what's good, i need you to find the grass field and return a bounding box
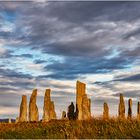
[0,118,140,139]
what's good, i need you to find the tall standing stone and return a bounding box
[128,98,132,119]
[29,89,39,122]
[42,89,56,122]
[19,95,27,122]
[137,102,140,120]
[118,94,125,119]
[103,102,109,120]
[76,81,91,120]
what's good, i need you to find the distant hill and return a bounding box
[0,119,15,123]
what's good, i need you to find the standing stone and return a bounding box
[19,95,27,122]
[74,104,79,120]
[118,94,125,119]
[50,101,56,119]
[67,102,75,120]
[137,102,140,120]
[29,89,39,122]
[15,117,19,123]
[8,118,11,123]
[76,81,91,120]
[128,98,132,119]
[103,102,109,120]
[62,111,66,119]
[42,89,56,122]
[82,95,91,120]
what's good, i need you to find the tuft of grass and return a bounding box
[0,118,140,139]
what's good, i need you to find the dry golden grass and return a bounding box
[0,118,140,139]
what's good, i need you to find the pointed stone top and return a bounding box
[128,98,132,104]
[45,89,51,97]
[33,89,37,92]
[77,80,85,85]
[22,95,27,99]
[138,101,140,105]
[46,88,51,91]
[120,93,124,97]
[104,102,108,105]
[120,93,124,100]
[32,89,37,96]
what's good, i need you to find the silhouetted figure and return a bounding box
[128,98,132,119]
[67,102,75,120]
[137,102,140,120]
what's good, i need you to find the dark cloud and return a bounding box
[0,93,21,107]
[0,48,33,59]
[0,68,33,79]
[0,80,34,90]
[41,2,140,23]
[123,28,140,40]
[20,54,33,58]
[34,59,46,64]
[113,90,140,98]
[8,1,139,81]
[1,1,140,68]
[0,49,13,58]
[114,74,140,82]
[42,55,132,80]
[120,46,140,60]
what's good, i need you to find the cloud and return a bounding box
[114,74,140,82]
[0,68,33,79]
[0,47,7,55]
[34,59,46,64]
[123,28,140,40]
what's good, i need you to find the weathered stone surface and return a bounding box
[137,102,140,120]
[19,95,27,122]
[82,95,91,120]
[15,117,19,123]
[29,89,39,122]
[103,102,109,120]
[8,118,11,123]
[50,101,56,119]
[76,81,91,120]
[42,89,56,121]
[67,102,75,120]
[128,98,132,119]
[62,111,66,119]
[118,94,125,119]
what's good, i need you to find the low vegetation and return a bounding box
[0,118,140,139]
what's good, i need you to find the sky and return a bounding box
[0,1,140,119]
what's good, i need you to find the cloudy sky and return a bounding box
[0,1,140,119]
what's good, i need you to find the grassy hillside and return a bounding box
[0,118,140,139]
